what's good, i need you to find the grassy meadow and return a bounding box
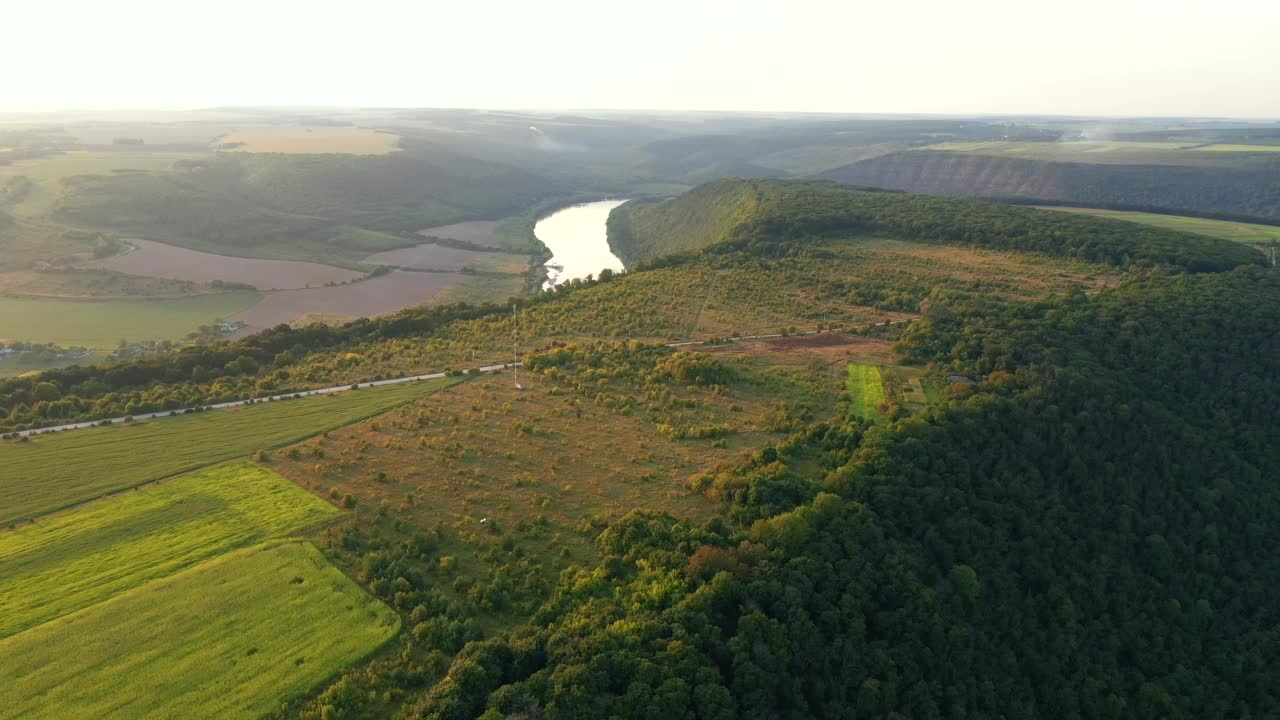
[0,292,262,347]
[846,363,887,422]
[0,540,398,720]
[0,462,338,638]
[1035,207,1280,246]
[0,377,459,524]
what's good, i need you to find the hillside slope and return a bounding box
[608,179,1263,272]
[818,151,1280,222]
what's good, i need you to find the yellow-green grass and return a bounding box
[0,292,262,347]
[218,126,400,155]
[0,151,202,217]
[0,539,399,720]
[1196,144,1280,153]
[846,363,886,422]
[1035,207,1280,246]
[0,462,337,638]
[0,377,460,524]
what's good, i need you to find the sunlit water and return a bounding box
[534,200,628,289]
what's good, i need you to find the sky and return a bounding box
[9,0,1279,118]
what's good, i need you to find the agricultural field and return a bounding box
[217,126,400,155]
[0,539,398,720]
[365,242,523,272]
[845,363,886,422]
[0,268,203,299]
[0,462,338,637]
[86,238,365,290]
[915,140,1280,167]
[1034,207,1280,247]
[230,270,465,333]
[0,377,459,524]
[0,291,262,347]
[0,150,203,217]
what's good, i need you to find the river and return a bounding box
[534,199,628,289]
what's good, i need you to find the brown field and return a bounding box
[365,243,508,272]
[230,270,463,332]
[417,221,503,246]
[216,127,400,155]
[272,357,811,573]
[85,239,364,290]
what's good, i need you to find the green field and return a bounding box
[0,462,337,638]
[0,539,398,720]
[0,151,203,217]
[846,363,887,423]
[0,377,459,524]
[1036,207,1280,246]
[0,292,262,347]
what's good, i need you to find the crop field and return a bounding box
[0,150,202,217]
[230,270,463,333]
[365,242,523,272]
[416,220,504,246]
[217,126,400,155]
[846,363,886,422]
[1035,207,1280,246]
[0,291,262,347]
[0,462,338,637]
[0,268,202,299]
[87,238,364,290]
[918,140,1253,167]
[1197,144,1280,152]
[0,377,459,524]
[0,539,398,720]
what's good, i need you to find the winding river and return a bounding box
[534,200,628,289]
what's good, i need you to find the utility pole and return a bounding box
[512,304,523,390]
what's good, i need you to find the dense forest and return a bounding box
[608,179,1262,271]
[818,151,1280,223]
[405,266,1280,719]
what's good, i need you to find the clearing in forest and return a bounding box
[0,377,459,524]
[846,363,887,422]
[0,540,398,720]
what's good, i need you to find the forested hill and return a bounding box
[409,266,1280,719]
[608,180,1263,272]
[818,151,1280,222]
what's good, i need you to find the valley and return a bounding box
[3,108,1279,719]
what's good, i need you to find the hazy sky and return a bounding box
[10,0,1279,118]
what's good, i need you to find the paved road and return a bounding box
[10,319,919,440]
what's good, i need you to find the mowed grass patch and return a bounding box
[0,292,262,347]
[0,377,459,524]
[1035,207,1280,246]
[846,363,887,423]
[0,462,338,638]
[0,539,398,720]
